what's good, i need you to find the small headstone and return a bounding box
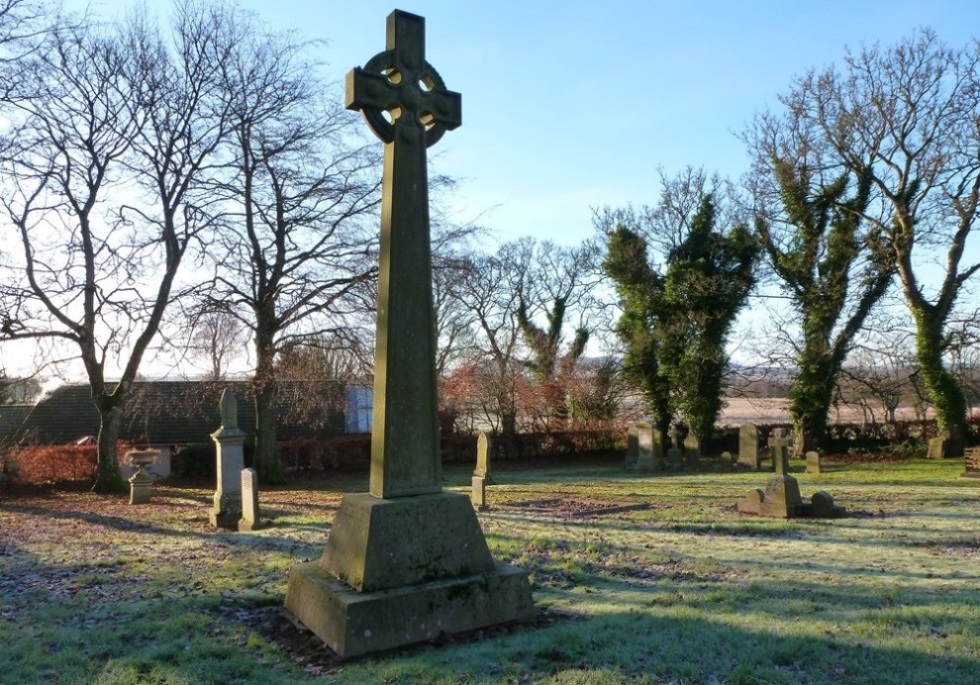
[927,428,963,459]
[471,476,487,511]
[768,428,791,475]
[721,450,734,469]
[634,422,657,472]
[736,488,764,515]
[665,427,683,471]
[683,433,701,470]
[738,423,760,470]
[809,490,845,518]
[625,424,639,469]
[474,431,492,482]
[239,468,262,532]
[805,450,822,474]
[963,446,980,478]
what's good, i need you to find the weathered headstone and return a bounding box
[474,430,492,482]
[471,475,487,511]
[238,468,262,532]
[738,423,760,470]
[683,433,701,470]
[625,424,639,469]
[768,428,791,475]
[963,446,980,478]
[805,450,822,474]
[634,421,657,472]
[665,426,683,470]
[209,389,247,529]
[285,12,533,658]
[737,476,846,518]
[927,428,964,459]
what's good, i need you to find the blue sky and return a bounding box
[72,0,980,246]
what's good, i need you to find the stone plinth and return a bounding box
[128,469,153,504]
[472,475,487,511]
[286,491,533,657]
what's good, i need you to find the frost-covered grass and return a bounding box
[1,458,978,684]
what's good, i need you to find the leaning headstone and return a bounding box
[683,433,701,470]
[209,389,247,529]
[738,423,760,470]
[805,450,822,474]
[759,474,803,518]
[634,422,657,472]
[285,12,533,658]
[238,468,262,532]
[963,446,980,478]
[736,488,764,515]
[768,428,791,475]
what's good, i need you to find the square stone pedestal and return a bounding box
[285,491,534,658]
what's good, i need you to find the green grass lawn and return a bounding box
[1,458,978,684]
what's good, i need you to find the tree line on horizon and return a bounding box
[0,1,979,491]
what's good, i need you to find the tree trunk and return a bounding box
[788,352,836,457]
[92,404,125,493]
[252,324,284,484]
[912,307,967,452]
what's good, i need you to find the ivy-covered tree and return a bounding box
[660,195,757,440]
[601,171,757,442]
[746,151,894,453]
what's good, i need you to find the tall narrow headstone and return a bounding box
[738,423,760,470]
[634,421,656,472]
[285,11,533,658]
[210,389,247,529]
[474,431,492,481]
[666,426,683,470]
[239,468,261,532]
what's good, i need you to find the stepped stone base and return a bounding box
[284,490,534,657]
[286,559,533,658]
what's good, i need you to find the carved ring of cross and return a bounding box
[354,49,457,148]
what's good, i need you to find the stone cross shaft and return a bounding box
[347,10,461,499]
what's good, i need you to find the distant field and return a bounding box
[718,397,934,425]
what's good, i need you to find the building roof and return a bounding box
[15,380,346,446]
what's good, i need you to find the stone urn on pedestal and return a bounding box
[126,449,159,504]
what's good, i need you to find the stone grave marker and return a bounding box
[963,446,980,478]
[634,421,658,472]
[238,468,262,532]
[126,449,158,505]
[625,424,639,469]
[665,426,683,470]
[738,423,760,470]
[805,450,822,474]
[209,389,247,529]
[737,474,845,519]
[285,11,533,658]
[683,433,701,470]
[768,428,791,475]
[927,427,964,459]
[472,431,491,510]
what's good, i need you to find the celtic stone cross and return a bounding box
[347,10,461,499]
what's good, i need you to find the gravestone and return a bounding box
[963,446,980,478]
[738,423,760,470]
[239,468,262,532]
[665,426,683,470]
[927,428,964,459]
[634,421,658,472]
[737,475,846,518]
[768,428,791,475]
[625,424,639,469]
[472,431,491,510]
[209,389,247,529]
[683,433,701,470]
[805,450,822,474]
[285,11,533,658]
[474,430,492,482]
[126,449,158,504]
